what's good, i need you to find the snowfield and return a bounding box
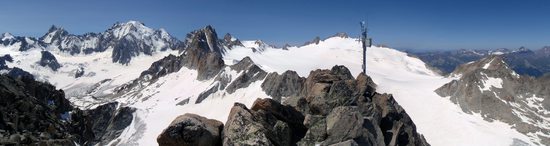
[1,34,539,145]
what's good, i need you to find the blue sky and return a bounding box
[1,0,549,50]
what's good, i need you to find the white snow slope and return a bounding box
[0,45,178,108]
[223,36,536,146]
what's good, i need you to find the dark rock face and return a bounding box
[6,67,35,80]
[139,54,186,83]
[182,25,225,80]
[0,74,134,145]
[261,70,305,102]
[0,54,13,70]
[196,84,221,104]
[157,113,223,146]
[0,74,77,145]
[39,51,62,71]
[83,102,136,145]
[226,57,267,94]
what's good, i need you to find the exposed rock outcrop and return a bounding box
[0,54,13,70]
[223,99,306,146]
[181,25,225,80]
[226,57,267,94]
[223,33,243,49]
[81,102,136,145]
[261,70,305,102]
[303,36,321,46]
[39,51,61,71]
[157,113,223,146]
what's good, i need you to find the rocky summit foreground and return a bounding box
[158,65,430,146]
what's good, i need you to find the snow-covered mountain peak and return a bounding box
[109,20,155,39]
[157,28,172,40]
[1,32,14,41]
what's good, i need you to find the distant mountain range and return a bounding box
[409,47,550,77]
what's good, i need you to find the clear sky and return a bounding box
[1,0,549,50]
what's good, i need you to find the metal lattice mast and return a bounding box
[360,21,371,74]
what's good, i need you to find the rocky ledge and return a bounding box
[158,65,430,146]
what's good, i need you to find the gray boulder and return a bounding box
[261,70,305,102]
[223,98,307,146]
[157,113,223,146]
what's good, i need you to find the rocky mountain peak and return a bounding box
[450,55,516,78]
[185,25,224,55]
[436,55,550,143]
[108,20,155,39]
[40,25,69,44]
[229,56,254,71]
[223,33,233,42]
[222,33,243,49]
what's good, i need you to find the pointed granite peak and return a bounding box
[185,25,223,55]
[41,25,69,43]
[47,25,66,33]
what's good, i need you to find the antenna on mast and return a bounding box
[360,21,372,74]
